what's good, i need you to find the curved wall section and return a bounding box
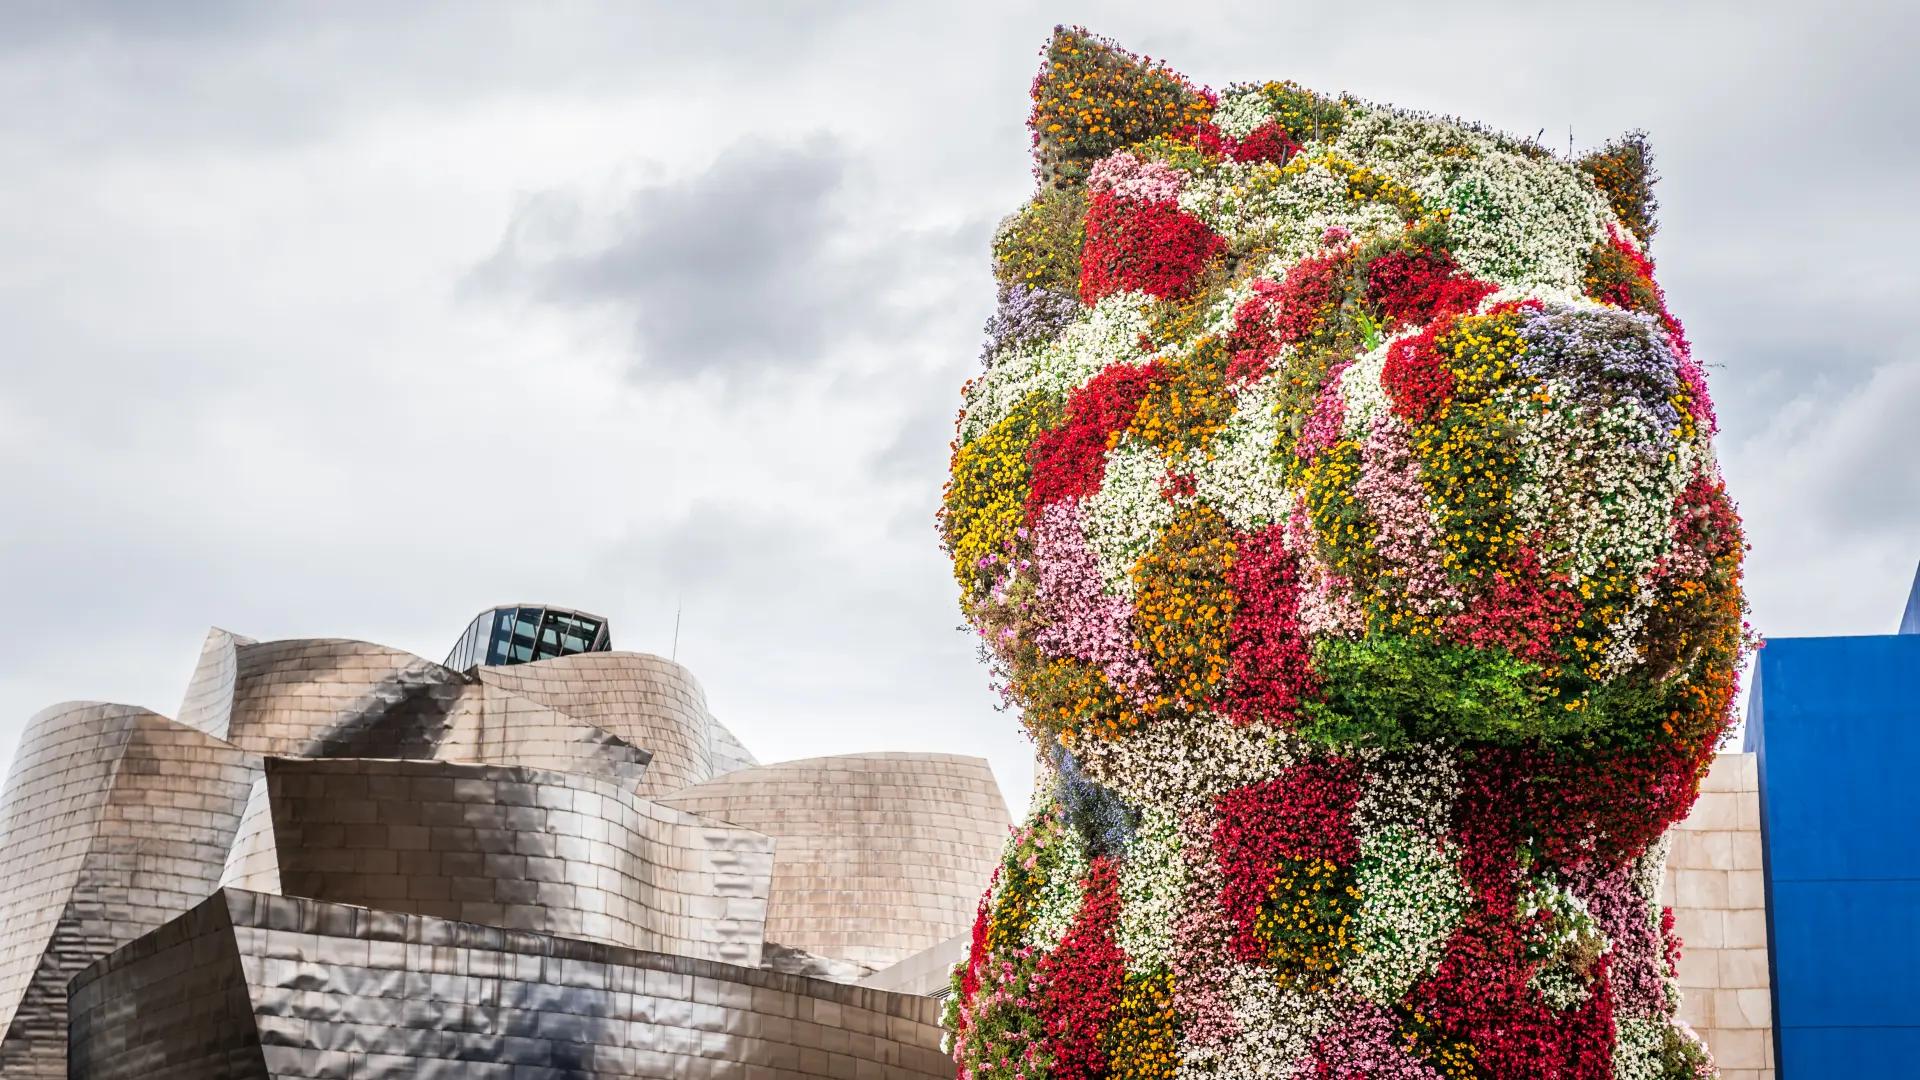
[440,681,655,788]
[222,638,470,760]
[174,628,254,740]
[0,704,255,1078]
[253,757,773,964]
[663,752,1011,969]
[476,651,718,796]
[217,778,280,895]
[709,715,759,778]
[71,889,952,1080]
[0,704,139,1042]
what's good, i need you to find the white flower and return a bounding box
[1193,373,1291,530]
[1213,88,1275,138]
[1027,821,1089,952]
[1347,825,1469,1004]
[1508,385,1689,589]
[1081,436,1177,600]
[1178,158,1404,271]
[960,291,1154,442]
[1338,338,1395,439]
[1117,806,1185,973]
[1068,711,1308,811]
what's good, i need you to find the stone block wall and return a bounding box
[1662,751,1773,1079]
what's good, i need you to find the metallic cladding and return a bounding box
[0,704,257,1077]
[0,622,1012,1075]
[70,889,953,1080]
[663,752,1010,970]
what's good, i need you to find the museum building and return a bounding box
[0,606,1008,1079]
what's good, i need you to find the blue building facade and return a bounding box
[1746,568,1920,1075]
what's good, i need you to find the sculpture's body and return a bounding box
[939,29,1748,1080]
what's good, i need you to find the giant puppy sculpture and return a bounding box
[939,27,1748,1080]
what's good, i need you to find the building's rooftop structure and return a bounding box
[442,602,612,670]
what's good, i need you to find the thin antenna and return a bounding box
[671,599,682,662]
[1569,125,1574,158]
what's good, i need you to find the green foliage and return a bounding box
[993,188,1087,294]
[1301,635,1549,748]
[1257,80,1348,144]
[1300,633,1690,750]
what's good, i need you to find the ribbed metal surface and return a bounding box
[226,756,773,965]
[70,890,953,1080]
[476,652,724,797]
[182,636,656,787]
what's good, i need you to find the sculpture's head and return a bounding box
[940,27,1748,805]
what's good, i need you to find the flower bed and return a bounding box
[943,26,1745,1080]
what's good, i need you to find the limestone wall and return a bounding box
[1662,751,1773,1080]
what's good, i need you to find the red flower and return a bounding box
[1174,120,1300,165]
[1212,761,1360,960]
[1444,545,1581,665]
[1224,524,1317,726]
[1364,247,1495,328]
[1381,319,1457,422]
[1228,121,1301,165]
[1081,193,1225,303]
[1037,856,1126,1080]
[1224,249,1349,381]
[1407,908,1619,1080]
[1027,361,1165,514]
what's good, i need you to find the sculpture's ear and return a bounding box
[1029,26,1213,189]
[1579,131,1659,246]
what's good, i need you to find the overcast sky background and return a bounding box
[2,2,1915,811]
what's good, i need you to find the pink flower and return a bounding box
[1031,501,1162,701]
[1086,150,1187,203]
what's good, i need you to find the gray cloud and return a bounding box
[471,138,873,381]
[469,139,994,386]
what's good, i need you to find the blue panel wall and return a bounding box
[1747,633,1920,1076]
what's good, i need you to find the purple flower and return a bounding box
[983,284,1080,365]
[1517,304,1682,434]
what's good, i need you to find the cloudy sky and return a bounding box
[2,1,1915,809]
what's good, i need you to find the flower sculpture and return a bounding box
[939,27,1750,1080]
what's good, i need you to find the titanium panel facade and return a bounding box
[70,889,953,1080]
[476,652,725,797]
[213,637,473,760]
[224,756,773,965]
[176,627,255,741]
[663,752,1010,969]
[186,635,656,787]
[1748,631,1920,1075]
[0,703,256,1078]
